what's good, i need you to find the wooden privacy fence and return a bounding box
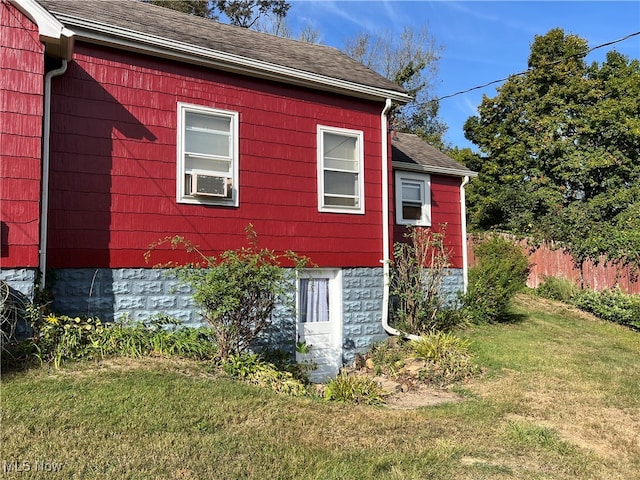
[467,235,640,294]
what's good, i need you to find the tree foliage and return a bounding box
[145,0,291,29]
[463,28,640,269]
[343,26,447,147]
[215,0,290,28]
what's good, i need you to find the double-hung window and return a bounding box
[317,126,364,213]
[177,103,239,206]
[395,171,431,226]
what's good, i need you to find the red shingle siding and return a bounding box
[0,2,44,266]
[393,174,464,269]
[47,44,387,268]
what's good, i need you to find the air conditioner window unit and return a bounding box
[189,171,229,197]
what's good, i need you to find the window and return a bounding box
[395,171,431,226]
[317,126,364,213]
[177,103,239,206]
[298,277,330,323]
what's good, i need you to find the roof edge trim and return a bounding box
[12,0,74,59]
[392,160,477,178]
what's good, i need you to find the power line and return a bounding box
[433,30,640,103]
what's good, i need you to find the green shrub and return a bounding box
[573,288,640,329]
[35,314,106,368]
[390,226,464,334]
[324,372,387,405]
[33,314,218,368]
[222,353,308,397]
[536,276,578,303]
[146,225,312,358]
[463,235,530,322]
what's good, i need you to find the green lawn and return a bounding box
[1,295,639,479]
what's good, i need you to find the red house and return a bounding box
[1,0,474,379]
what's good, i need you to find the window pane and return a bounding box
[324,133,356,161]
[402,181,422,202]
[324,157,358,172]
[324,171,357,196]
[185,155,231,174]
[187,112,230,132]
[299,278,329,323]
[403,203,422,220]
[185,112,230,157]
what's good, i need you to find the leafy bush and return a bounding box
[33,314,217,368]
[536,276,578,303]
[463,235,530,322]
[222,353,308,397]
[146,225,312,358]
[573,288,640,329]
[390,226,463,334]
[409,332,480,384]
[324,372,387,405]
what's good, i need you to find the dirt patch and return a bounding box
[385,382,464,409]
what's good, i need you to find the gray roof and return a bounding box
[392,132,476,177]
[36,0,408,101]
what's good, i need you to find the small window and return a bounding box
[177,103,239,206]
[298,278,330,323]
[395,172,431,226]
[317,126,364,213]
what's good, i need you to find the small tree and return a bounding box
[146,225,311,358]
[390,226,454,334]
[463,235,530,323]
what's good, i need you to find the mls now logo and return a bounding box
[3,460,64,473]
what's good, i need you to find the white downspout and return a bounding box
[380,99,397,336]
[380,100,420,341]
[460,175,470,293]
[39,60,68,290]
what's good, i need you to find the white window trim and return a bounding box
[317,125,365,214]
[296,269,342,328]
[395,171,431,226]
[176,102,239,207]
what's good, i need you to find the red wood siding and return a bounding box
[393,174,465,268]
[0,2,44,267]
[47,43,388,268]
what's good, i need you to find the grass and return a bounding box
[1,294,639,479]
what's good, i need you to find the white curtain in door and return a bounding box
[299,278,329,323]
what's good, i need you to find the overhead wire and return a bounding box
[430,30,640,103]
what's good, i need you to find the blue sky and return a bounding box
[284,1,640,150]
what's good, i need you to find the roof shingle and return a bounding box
[37,0,407,98]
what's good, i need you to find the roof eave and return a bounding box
[392,160,477,178]
[11,0,75,60]
[56,14,412,104]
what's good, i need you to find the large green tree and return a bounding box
[463,28,640,269]
[343,26,446,148]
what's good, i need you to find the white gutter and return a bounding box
[39,60,68,290]
[380,100,420,341]
[391,160,477,179]
[460,176,471,293]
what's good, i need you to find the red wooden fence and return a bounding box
[467,235,640,294]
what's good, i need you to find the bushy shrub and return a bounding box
[324,372,387,405]
[390,226,464,334]
[463,235,530,322]
[536,276,578,303]
[146,225,312,358]
[573,288,640,329]
[222,353,308,397]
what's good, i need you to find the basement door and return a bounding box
[296,270,342,383]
